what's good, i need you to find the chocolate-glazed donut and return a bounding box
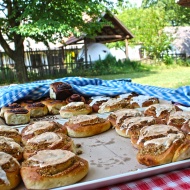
[50,82,73,100]
[66,94,86,104]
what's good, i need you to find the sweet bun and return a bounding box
[117,92,138,101]
[0,152,21,190]
[136,124,185,166]
[116,116,156,139]
[144,103,179,124]
[59,102,92,119]
[41,98,67,115]
[0,125,21,144]
[98,98,129,114]
[24,102,48,118]
[21,121,67,145]
[0,136,23,161]
[23,132,76,159]
[181,119,190,134]
[89,96,110,113]
[108,108,143,128]
[20,99,35,108]
[3,108,30,126]
[64,114,111,137]
[50,82,73,100]
[0,103,21,118]
[21,149,89,189]
[167,111,190,129]
[66,94,86,104]
[130,95,159,109]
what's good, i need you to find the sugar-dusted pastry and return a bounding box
[50,82,73,100]
[108,108,143,128]
[0,136,23,161]
[0,152,21,190]
[167,110,190,129]
[41,98,67,115]
[144,103,180,124]
[24,102,48,118]
[0,103,21,118]
[64,114,111,137]
[98,98,129,114]
[66,94,86,104]
[136,124,185,166]
[21,149,89,189]
[130,95,159,109]
[116,116,156,139]
[21,121,67,145]
[4,108,30,126]
[0,125,21,144]
[59,102,92,118]
[89,96,110,113]
[23,132,76,159]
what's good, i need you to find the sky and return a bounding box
[129,0,143,7]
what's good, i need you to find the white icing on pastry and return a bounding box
[89,96,110,106]
[130,95,157,107]
[60,102,84,110]
[0,137,22,151]
[0,125,19,132]
[69,114,98,124]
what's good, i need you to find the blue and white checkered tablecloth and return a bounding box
[0,77,190,108]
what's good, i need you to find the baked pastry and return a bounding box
[181,119,190,135]
[130,95,159,109]
[20,99,35,108]
[59,102,92,118]
[117,92,138,101]
[144,103,180,124]
[21,149,89,189]
[50,82,73,100]
[66,94,86,104]
[0,103,21,118]
[41,98,67,115]
[116,116,156,139]
[136,124,185,166]
[167,111,190,129]
[3,108,30,126]
[64,114,111,137]
[108,108,143,128]
[0,125,21,144]
[23,132,76,159]
[0,152,21,190]
[98,98,129,114]
[24,102,48,118]
[0,136,23,161]
[21,121,67,145]
[89,96,110,112]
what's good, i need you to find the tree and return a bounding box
[0,0,126,83]
[115,6,172,60]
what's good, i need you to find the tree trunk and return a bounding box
[14,41,28,83]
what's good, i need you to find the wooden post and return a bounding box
[84,38,88,65]
[125,38,129,59]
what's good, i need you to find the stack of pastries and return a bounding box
[1,82,190,189]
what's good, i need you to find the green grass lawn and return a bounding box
[92,66,190,89]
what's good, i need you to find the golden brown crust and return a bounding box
[21,150,89,189]
[59,102,92,118]
[0,125,21,144]
[130,95,159,109]
[181,119,190,134]
[0,152,21,190]
[23,132,76,159]
[66,94,86,104]
[64,115,111,137]
[0,136,23,161]
[21,121,67,145]
[0,103,22,118]
[41,98,67,115]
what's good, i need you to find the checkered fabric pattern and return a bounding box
[97,168,190,190]
[0,77,190,108]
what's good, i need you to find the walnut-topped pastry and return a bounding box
[0,152,21,190]
[50,82,73,100]
[23,132,76,159]
[66,94,86,104]
[59,102,92,118]
[64,114,111,137]
[21,121,67,145]
[108,108,143,128]
[21,149,89,189]
[136,124,185,166]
